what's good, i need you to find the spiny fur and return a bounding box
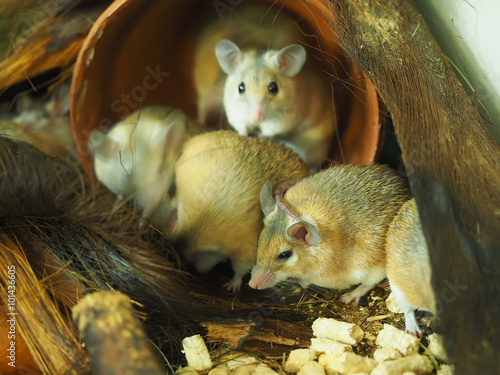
[254,164,412,291]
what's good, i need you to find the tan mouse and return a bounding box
[194,3,302,127]
[88,106,202,227]
[172,130,309,292]
[386,197,436,337]
[193,3,336,169]
[215,39,336,169]
[249,164,411,303]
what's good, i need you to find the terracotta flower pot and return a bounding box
[70,0,384,177]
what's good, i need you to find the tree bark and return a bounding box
[329,1,500,373]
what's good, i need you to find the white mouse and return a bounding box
[215,39,336,169]
[88,106,202,227]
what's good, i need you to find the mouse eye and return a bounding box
[238,82,245,94]
[277,249,293,261]
[268,82,278,95]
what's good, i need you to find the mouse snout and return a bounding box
[247,103,267,124]
[249,267,274,289]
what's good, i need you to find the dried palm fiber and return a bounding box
[0,235,90,374]
[0,135,210,370]
[330,0,500,373]
[0,0,107,90]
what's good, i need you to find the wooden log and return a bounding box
[72,291,163,375]
[202,319,310,350]
[330,0,500,372]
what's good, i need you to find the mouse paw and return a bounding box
[340,283,377,304]
[340,292,361,305]
[223,276,242,293]
[404,310,423,337]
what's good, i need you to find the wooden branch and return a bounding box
[72,291,164,375]
[329,0,500,372]
[202,319,310,350]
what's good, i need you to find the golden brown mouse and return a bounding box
[215,38,336,169]
[249,164,411,303]
[172,130,309,292]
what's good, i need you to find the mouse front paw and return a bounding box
[404,310,424,338]
[340,292,361,305]
[223,276,243,293]
[340,283,376,304]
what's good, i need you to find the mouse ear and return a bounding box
[215,39,242,75]
[275,44,306,77]
[88,129,123,160]
[260,181,277,217]
[287,221,322,246]
[162,110,186,150]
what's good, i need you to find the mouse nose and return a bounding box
[252,107,266,123]
[248,103,266,123]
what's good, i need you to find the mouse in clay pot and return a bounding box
[193,3,336,170]
[172,130,309,292]
[386,197,436,337]
[249,164,411,303]
[88,105,202,228]
[215,38,336,169]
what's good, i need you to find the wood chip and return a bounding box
[311,337,353,357]
[225,355,260,371]
[297,361,326,375]
[208,364,231,375]
[371,354,433,375]
[374,348,403,363]
[312,317,364,345]
[284,348,314,373]
[234,365,258,375]
[376,324,420,356]
[385,293,403,313]
[254,363,279,374]
[201,321,256,349]
[366,314,393,322]
[181,334,213,372]
[437,364,455,375]
[175,366,198,375]
[319,352,377,374]
[427,333,449,363]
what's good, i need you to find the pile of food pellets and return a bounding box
[177,314,454,375]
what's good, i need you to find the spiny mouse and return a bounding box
[249,164,411,303]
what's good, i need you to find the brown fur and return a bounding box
[173,130,309,291]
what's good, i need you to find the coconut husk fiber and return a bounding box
[0,135,212,373]
[0,0,108,90]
